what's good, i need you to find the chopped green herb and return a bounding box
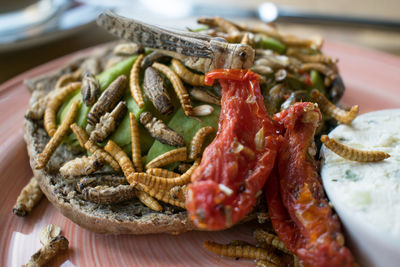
[344,169,359,181]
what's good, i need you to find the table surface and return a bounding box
[0,0,399,84]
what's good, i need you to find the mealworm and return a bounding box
[146,168,180,178]
[253,229,290,254]
[76,176,127,192]
[171,59,205,86]
[59,155,104,178]
[84,139,121,172]
[135,188,163,211]
[197,17,241,42]
[13,177,43,217]
[169,185,187,202]
[81,72,100,106]
[44,82,81,137]
[141,51,170,69]
[139,111,185,147]
[152,62,192,116]
[321,135,390,162]
[300,63,337,82]
[104,140,136,185]
[87,74,127,127]
[25,90,49,120]
[90,101,127,143]
[287,48,337,65]
[136,184,186,209]
[177,163,192,174]
[130,54,145,108]
[129,113,143,172]
[203,241,281,265]
[82,184,136,204]
[27,235,69,267]
[189,126,215,160]
[37,100,80,169]
[70,123,89,147]
[113,43,143,56]
[188,87,220,105]
[145,147,187,169]
[54,68,82,89]
[255,259,278,267]
[135,159,199,190]
[282,35,323,49]
[311,89,359,125]
[143,66,174,115]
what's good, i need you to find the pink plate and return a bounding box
[1,42,400,267]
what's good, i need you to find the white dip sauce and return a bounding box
[321,109,400,239]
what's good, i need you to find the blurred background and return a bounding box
[0,0,399,83]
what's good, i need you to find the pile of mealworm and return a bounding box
[16,17,391,267]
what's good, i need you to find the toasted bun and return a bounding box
[23,44,196,234]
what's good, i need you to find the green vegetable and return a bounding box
[309,70,326,95]
[345,169,359,181]
[257,37,286,54]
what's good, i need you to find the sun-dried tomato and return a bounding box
[186,69,282,230]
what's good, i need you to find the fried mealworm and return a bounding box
[70,123,89,147]
[203,241,281,265]
[136,184,186,209]
[59,155,104,177]
[152,62,193,116]
[87,74,127,127]
[253,229,290,254]
[254,259,278,267]
[139,111,185,147]
[129,113,143,172]
[169,185,187,202]
[189,126,215,160]
[44,82,81,137]
[145,147,187,169]
[189,87,220,105]
[135,159,199,190]
[130,54,145,108]
[192,104,214,117]
[300,63,337,82]
[76,176,127,192]
[197,17,241,42]
[82,184,136,204]
[26,235,69,267]
[12,177,43,217]
[81,57,101,75]
[104,140,136,185]
[37,100,80,169]
[135,189,163,211]
[177,163,192,174]
[143,66,174,115]
[287,48,337,65]
[171,59,205,86]
[311,89,359,125]
[25,90,49,120]
[321,135,390,162]
[146,168,180,178]
[90,101,127,143]
[84,139,121,172]
[54,68,82,89]
[241,33,250,45]
[81,73,100,106]
[113,43,143,56]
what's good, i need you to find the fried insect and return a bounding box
[135,189,163,211]
[59,155,104,177]
[82,184,136,204]
[192,104,214,117]
[13,177,43,217]
[129,54,145,108]
[197,17,241,42]
[321,135,390,162]
[134,159,199,190]
[37,100,80,169]
[136,184,186,208]
[189,126,215,160]
[54,68,82,89]
[76,176,127,192]
[81,73,100,106]
[26,235,69,267]
[177,163,192,174]
[87,74,127,127]
[146,168,180,178]
[70,123,88,146]
[287,48,337,65]
[203,241,281,265]
[145,147,187,169]
[129,113,143,171]
[189,87,220,105]
[311,89,359,125]
[90,101,127,143]
[169,185,187,202]
[25,90,49,120]
[171,59,205,86]
[143,66,174,115]
[113,42,143,56]
[139,111,185,147]
[84,139,121,172]
[254,259,277,267]
[39,224,61,246]
[300,63,337,83]
[141,51,170,69]
[81,57,101,75]
[253,229,290,254]
[44,82,81,137]
[241,33,250,45]
[152,62,192,116]
[104,140,136,183]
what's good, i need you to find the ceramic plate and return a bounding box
[0,42,399,267]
